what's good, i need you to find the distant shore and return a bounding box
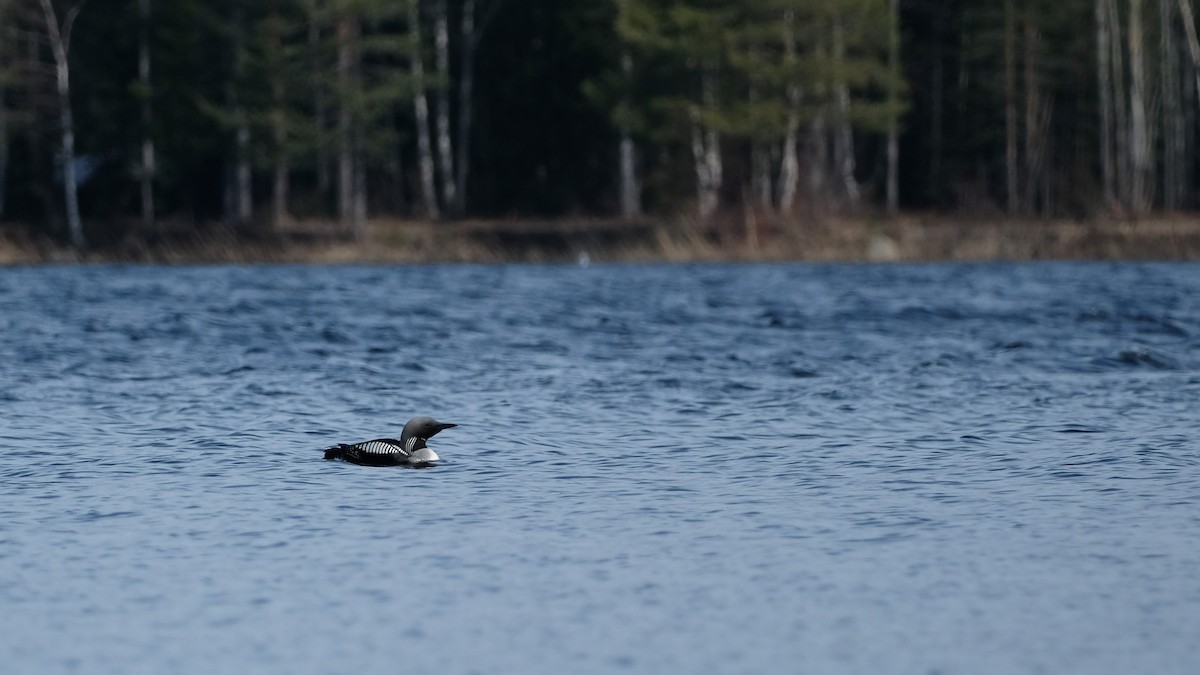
[4,215,1200,265]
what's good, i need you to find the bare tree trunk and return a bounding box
[832,17,859,208]
[778,9,800,214]
[433,0,456,210]
[749,82,771,210]
[1162,0,1183,210]
[1097,0,1117,209]
[808,112,828,211]
[1004,0,1019,214]
[38,0,85,248]
[1023,11,1040,214]
[1109,0,1130,208]
[336,17,356,231]
[1178,0,1200,95]
[409,0,439,220]
[751,142,771,210]
[232,6,251,228]
[453,0,478,219]
[1129,0,1151,215]
[353,149,366,240]
[618,51,640,218]
[886,0,900,216]
[138,0,155,232]
[690,67,721,220]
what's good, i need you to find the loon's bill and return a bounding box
[324,416,456,467]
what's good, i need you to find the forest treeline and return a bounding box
[0,0,1197,248]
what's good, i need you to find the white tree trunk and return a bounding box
[690,69,722,220]
[748,79,770,210]
[1162,0,1183,209]
[1129,0,1151,214]
[38,0,84,247]
[778,9,800,214]
[235,122,251,226]
[138,0,155,231]
[1178,0,1200,97]
[832,18,859,208]
[409,0,439,220]
[433,0,457,210]
[353,151,366,240]
[232,6,251,228]
[618,51,640,218]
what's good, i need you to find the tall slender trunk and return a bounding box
[1023,10,1041,214]
[453,0,477,218]
[1004,0,1019,214]
[409,0,439,219]
[1178,0,1200,96]
[138,0,155,231]
[618,51,640,217]
[690,67,721,220]
[749,82,771,210]
[886,0,900,216]
[832,17,859,208]
[38,0,84,248]
[353,145,366,239]
[336,17,356,231]
[778,9,800,214]
[1129,0,1150,214]
[232,6,251,228]
[751,142,771,210]
[410,0,439,218]
[1162,0,1183,209]
[1097,0,1116,209]
[433,0,456,210]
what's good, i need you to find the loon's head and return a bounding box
[401,417,456,465]
[401,416,457,444]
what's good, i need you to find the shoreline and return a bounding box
[3,215,1200,265]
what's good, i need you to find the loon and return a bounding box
[324,416,457,467]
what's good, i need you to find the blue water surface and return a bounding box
[1,262,1198,674]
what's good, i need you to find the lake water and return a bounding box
[1,262,1198,674]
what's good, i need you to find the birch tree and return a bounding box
[885,0,899,216]
[1128,0,1151,214]
[408,0,438,219]
[618,50,641,217]
[432,0,455,210]
[37,0,85,247]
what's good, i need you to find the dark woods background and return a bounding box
[0,0,1194,247]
